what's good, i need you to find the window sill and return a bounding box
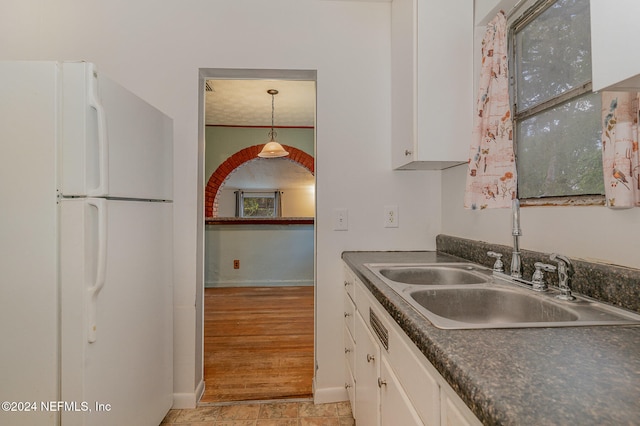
[205,217,314,225]
[520,195,605,207]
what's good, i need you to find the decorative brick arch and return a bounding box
[205,144,315,217]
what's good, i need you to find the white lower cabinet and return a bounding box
[344,264,482,426]
[354,310,381,426]
[441,386,479,426]
[344,278,357,414]
[380,357,424,426]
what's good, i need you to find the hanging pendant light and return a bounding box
[258,89,289,158]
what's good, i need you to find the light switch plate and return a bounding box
[333,208,348,231]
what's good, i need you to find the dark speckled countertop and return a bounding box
[342,251,640,426]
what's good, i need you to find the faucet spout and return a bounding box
[550,253,575,300]
[510,199,522,278]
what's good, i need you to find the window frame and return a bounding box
[235,190,282,218]
[508,0,605,206]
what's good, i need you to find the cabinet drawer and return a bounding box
[343,265,356,302]
[344,291,355,338]
[344,321,355,374]
[345,363,355,410]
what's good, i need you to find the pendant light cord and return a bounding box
[270,91,277,140]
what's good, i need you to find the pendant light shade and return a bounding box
[258,89,289,158]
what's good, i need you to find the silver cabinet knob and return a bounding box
[344,312,350,318]
[377,378,387,388]
[366,354,375,363]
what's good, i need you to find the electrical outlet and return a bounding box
[233,259,240,269]
[333,208,348,231]
[384,205,399,228]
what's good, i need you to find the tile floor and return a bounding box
[161,400,354,426]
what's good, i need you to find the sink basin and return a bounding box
[406,286,640,329]
[370,263,492,285]
[378,265,491,285]
[364,262,640,329]
[410,287,578,326]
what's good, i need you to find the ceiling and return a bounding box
[205,79,316,191]
[205,79,316,127]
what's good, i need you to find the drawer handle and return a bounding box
[345,383,352,389]
[378,378,387,388]
[344,280,351,287]
[344,312,351,318]
[345,348,351,354]
[367,354,375,363]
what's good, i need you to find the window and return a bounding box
[235,191,282,218]
[510,0,604,200]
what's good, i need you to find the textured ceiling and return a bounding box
[205,79,316,127]
[205,79,316,190]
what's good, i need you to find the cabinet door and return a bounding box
[391,0,473,169]
[390,0,416,169]
[380,357,424,426]
[354,311,381,426]
[591,0,640,91]
[440,385,482,426]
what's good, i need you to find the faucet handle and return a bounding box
[550,253,574,274]
[487,251,504,273]
[531,262,556,291]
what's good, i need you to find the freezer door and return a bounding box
[60,199,173,426]
[61,62,173,201]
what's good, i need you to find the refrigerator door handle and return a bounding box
[86,198,108,343]
[86,64,110,197]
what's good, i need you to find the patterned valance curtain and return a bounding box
[601,92,640,209]
[464,11,517,210]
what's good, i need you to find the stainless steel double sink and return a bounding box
[365,263,640,329]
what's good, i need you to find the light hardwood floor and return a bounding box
[201,286,314,403]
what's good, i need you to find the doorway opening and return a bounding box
[199,69,317,403]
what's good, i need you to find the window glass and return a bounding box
[235,191,281,217]
[243,194,275,217]
[515,0,593,111]
[516,92,603,197]
[512,0,604,199]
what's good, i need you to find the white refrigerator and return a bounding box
[0,61,173,425]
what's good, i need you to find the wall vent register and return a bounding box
[370,308,389,350]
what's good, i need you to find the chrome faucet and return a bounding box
[550,253,575,300]
[511,199,522,278]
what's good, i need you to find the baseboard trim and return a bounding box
[312,383,348,404]
[205,280,314,288]
[172,379,205,409]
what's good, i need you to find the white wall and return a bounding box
[0,0,441,406]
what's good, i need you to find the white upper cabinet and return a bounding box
[391,0,474,170]
[591,0,640,91]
